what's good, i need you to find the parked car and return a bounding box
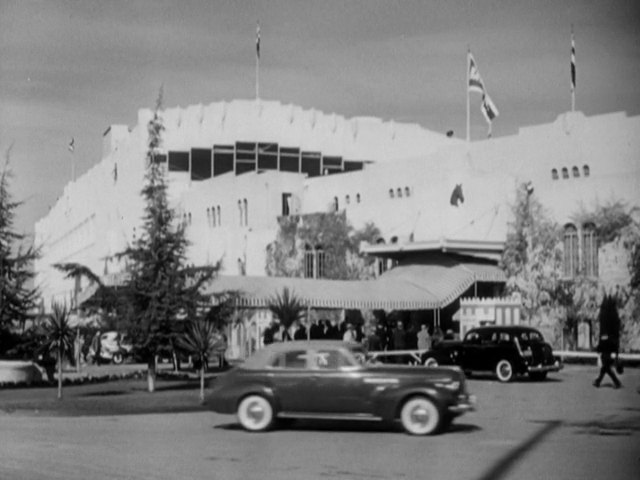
[421,326,562,382]
[87,331,133,365]
[209,340,475,435]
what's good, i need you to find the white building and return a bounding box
[34,98,640,309]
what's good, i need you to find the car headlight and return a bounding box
[435,381,460,391]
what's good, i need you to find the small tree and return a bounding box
[268,287,305,332]
[40,303,75,399]
[0,149,39,331]
[178,320,225,403]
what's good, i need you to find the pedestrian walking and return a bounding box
[593,334,622,389]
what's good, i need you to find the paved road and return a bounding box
[1,366,638,480]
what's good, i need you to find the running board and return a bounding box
[277,412,382,422]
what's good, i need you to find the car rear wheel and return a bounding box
[496,359,514,382]
[423,357,438,367]
[399,396,442,435]
[237,395,274,432]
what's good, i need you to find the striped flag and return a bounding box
[256,21,261,60]
[468,52,485,94]
[68,137,75,152]
[570,30,576,91]
[481,94,499,123]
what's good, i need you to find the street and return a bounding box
[1,366,638,480]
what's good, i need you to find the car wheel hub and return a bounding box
[247,402,265,423]
[410,407,430,426]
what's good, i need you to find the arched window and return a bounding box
[315,245,325,279]
[389,189,394,198]
[583,165,590,177]
[582,223,598,277]
[551,169,558,180]
[243,198,248,226]
[405,187,411,197]
[216,206,221,226]
[397,188,402,198]
[187,213,192,225]
[206,208,211,227]
[572,166,580,178]
[391,236,398,244]
[345,195,350,205]
[333,196,339,212]
[304,244,314,278]
[238,200,243,226]
[562,167,569,179]
[356,193,361,203]
[563,224,579,277]
[304,244,326,278]
[211,206,216,227]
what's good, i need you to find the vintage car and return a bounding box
[209,340,475,435]
[421,326,562,382]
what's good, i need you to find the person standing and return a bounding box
[593,334,622,389]
[417,324,432,351]
[342,323,358,343]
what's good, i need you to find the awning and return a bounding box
[206,256,505,311]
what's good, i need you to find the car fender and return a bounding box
[373,384,447,421]
[233,383,279,411]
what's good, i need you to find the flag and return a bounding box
[481,93,499,123]
[570,30,576,91]
[68,137,75,152]
[468,52,485,94]
[256,21,260,60]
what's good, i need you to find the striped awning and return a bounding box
[206,257,505,311]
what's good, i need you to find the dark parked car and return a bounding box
[209,340,475,435]
[421,326,562,382]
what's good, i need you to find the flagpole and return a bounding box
[256,21,260,101]
[466,47,471,142]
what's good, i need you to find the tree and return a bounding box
[0,149,39,330]
[178,320,225,403]
[268,287,305,331]
[40,302,75,399]
[500,183,563,323]
[118,90,218,392]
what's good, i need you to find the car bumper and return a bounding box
[448,394,476,414]
[527,360,563,373]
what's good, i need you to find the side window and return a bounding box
[493,332,511,343]
[270,350,308,369]
[465,332,480,343]
[314,349,354,369]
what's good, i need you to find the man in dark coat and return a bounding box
[593,334,622,389]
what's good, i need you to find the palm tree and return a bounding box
[268,287,306,335]
[178,320,225,404]
[40,302,75,399]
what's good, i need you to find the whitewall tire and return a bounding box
[237,395,274,432]
[400,396,441,435]
[496,359,514,383]
[423,357,438,367]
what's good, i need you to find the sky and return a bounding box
[1,0,639,241]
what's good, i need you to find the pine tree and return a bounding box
[120,90,218,391]
[0,150,39,330]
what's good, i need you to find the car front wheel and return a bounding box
[399,396,442,435]
[112,352,123,365]
[496,359,514,382]
[237,395,274,432]
[423,357,438,367]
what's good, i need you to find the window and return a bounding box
[243,199,248,226]
[397,188,402,198]
[217,206,221,226]
[563,224,579,277]
[333,197,339,212]
[356,193,361,203]
[551,169,559,180]
[191,148,212,180]
[238,200,243,226]
[345,195,350,205]
[304,244,325,279]
[582,223,598,277]
[282,193,292,216]
[583,165,590,177]
[405,187,411,197]
[168,151,189,172]
[313,349,354,369]
[206,208,211,227]
[562,167,569,179]
[213,145,234,176]
[271,350,308,369]
[572,166,580,178]
[212,206,217,227]
[389,189,394,198]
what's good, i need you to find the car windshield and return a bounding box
[519,331,543,342]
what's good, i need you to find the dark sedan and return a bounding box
[209,340,475,435]
[422,326,562,382]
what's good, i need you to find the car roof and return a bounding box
[241,340,361,369]
[467,326,540,334]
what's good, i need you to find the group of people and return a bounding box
[262,318,451,353]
